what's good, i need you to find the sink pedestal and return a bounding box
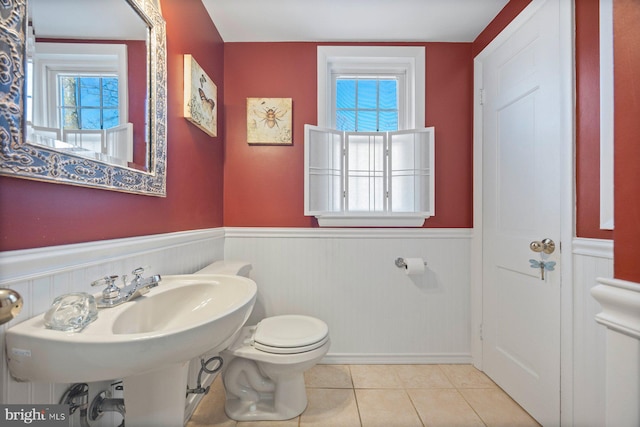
[123,362,190,427]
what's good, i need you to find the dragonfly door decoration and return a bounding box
[529,259,556,280]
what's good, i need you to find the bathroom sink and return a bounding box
[6,274,257,384]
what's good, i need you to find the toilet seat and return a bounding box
[252,315,329,354]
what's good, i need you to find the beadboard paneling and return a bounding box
[572,238,613,427]
[225,228,473,363]
[0,229,225,426]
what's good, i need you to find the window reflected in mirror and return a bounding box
[26,0,149,170]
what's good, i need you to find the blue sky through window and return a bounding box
[59,76,119,130]
[336,77,398,132]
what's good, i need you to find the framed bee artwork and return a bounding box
[184,54,217,137]
[247,98,293,145]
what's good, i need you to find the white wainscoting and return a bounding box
[224,227,473,364]
[0,229,225,426]
[572,237,613,427]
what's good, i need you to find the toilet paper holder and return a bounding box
[395,257,427,269]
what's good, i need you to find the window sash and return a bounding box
[58,75,120,130]
[333,73,404,132]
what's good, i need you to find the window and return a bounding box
[335,76,399,131]
[305,125,435,227]
[317,46,425,130]
[309,46,430,226]
[32,42,128,131]
[29,42,133,162]
[58,75,120,130]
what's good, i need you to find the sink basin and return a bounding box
[6,274,257,384]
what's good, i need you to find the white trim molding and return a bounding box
[224,227,472,240]
[591,278,640,427]
[573,237,614,259]
[599,0,614,230]
[0,228,225,285]
[323,353,472,365]
[592,278,640,339]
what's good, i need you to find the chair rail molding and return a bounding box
[591,277,640,427]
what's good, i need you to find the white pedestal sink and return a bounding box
[6,274,257,427]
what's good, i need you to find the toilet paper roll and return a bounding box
[404,258,425,275]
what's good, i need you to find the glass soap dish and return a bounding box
[44,292,98,332]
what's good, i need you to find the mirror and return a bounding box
[0,0,167,196]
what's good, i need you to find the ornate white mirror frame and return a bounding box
[0,0,167,196]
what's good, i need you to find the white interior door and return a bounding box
[481,0,565,425]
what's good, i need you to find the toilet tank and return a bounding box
[195,260,252,277]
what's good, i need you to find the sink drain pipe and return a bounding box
[60,383,90,427]
[186,356,224,396]
[66,357,222,426]
[88,381,125,427]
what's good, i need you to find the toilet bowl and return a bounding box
[195,261,330,421]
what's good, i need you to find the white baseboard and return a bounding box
[322,353,472,365]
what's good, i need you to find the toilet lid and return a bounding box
[253,315,329,354]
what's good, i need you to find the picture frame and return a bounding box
[246,97,292,145]
[184,54,217,137]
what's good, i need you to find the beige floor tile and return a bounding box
[440,364,497,389]
[237,418,299,427]
[300,388,361,427]
[305,364,353,388]
[460,388,540,427]
[394,364,454,389]
[408,389,485,427]
[187,376,236,427]
[349,365,403,389]
[355,389,422,427]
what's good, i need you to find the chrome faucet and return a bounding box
[91,267,162,308]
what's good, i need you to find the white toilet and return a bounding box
[196,261,330,421]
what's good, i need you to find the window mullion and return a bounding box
[376,78,380,132]
[385,133,390,213]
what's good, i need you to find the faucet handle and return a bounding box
[91,275,120,300]
[131,266,148,280]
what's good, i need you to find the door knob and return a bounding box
[530,238,555,254]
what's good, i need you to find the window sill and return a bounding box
[315,214,429,227]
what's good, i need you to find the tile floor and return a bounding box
[186,364,540,427]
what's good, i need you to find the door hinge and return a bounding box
[479,88,485,106]
[479,323,483,341]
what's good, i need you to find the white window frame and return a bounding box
[317,46,425,130]
[32,42,128,131]
[314,46,427,226]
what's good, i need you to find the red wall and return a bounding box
[0,0,225,251]
[613,0,640,282]
[223,42,474,228]
[2,0,617,256]
[575,0,614,239]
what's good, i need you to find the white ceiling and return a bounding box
[201,0,510,43]
[30,0,148,40]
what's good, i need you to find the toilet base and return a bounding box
[225,394,307,422]
[224,367,308,421]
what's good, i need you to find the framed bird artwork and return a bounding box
[184,54,217,137]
